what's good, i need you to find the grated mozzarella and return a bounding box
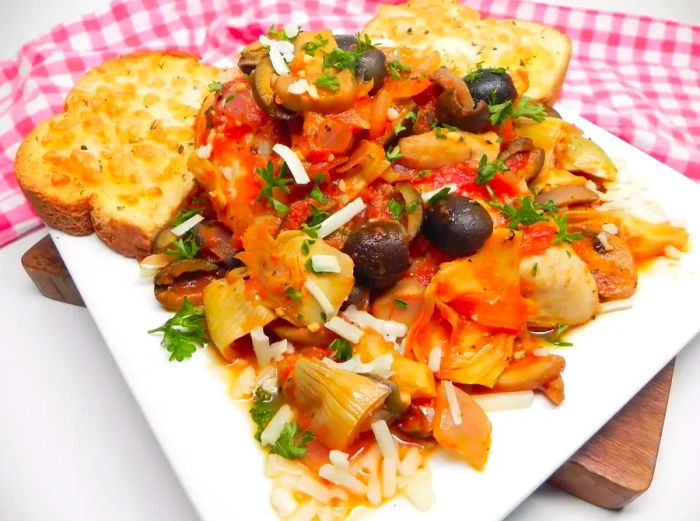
[428,347,442,373]
[599,298,634,314]
[271,487,299,518]
[343,305,407,341]
[329,450,350,471]
[367,475,382,505]
[251,328,286,366]
[473,390,534,412]
[318,464,367,495]
[296,475,332,504]
[443,381,463,426]
[304,279,335,318]
[382,456,398,498]
[287,78,310,95]
[311,255,341,273]
[317,198,366,238]
[288,500,318,521]
[398,446,422,477]
[324,316,364,343]
[386,107,399,120]
[283,22,300,38]
[196,143,212,159]
[170,213,204,236]
[273,143,310,184]
[596,231,613,251]
[602,222,619,235]
[403,469,436,512]
[421,184,458,202]
[260,404,293,446]
[322,354,393,378]
[371,420,398,461]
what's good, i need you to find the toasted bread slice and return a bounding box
[15,51,221,258]
[364,0,571,103]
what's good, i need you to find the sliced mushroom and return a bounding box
[497,137,545,182]
[251,58,296,120]
[535,185,599,208]
[154,259,220,311]
[432,67,489,133]
[193,221,240,268]
[268,320,336,346]
[238,41,268,75]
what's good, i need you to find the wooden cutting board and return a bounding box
[21,234,674,510]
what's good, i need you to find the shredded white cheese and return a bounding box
[311,255,341,273]
[403,469,436,512]
[599,298,635,314]
[421,184,458,202]
[260,404,293,446]
[317,198,366,238]
[304,279,335,318]
[324,316,364,343]
[287,78,310,95]
[329,450,350,471]
[170,213,204,237]
[306,83,320,99]
[382,456,398,498]
[196,143,212,159]
[322,354,393,378]
[398,446,422,477]
[532,348,551,357]
[251,328,286,366]
[296,475,332,504]
[283,22,300,38]
[343,305,407,341]
[601,223,619,235]
[596,231,613,251]
[271,487,298,518]
[428,347,442,373]
[371,420,398,461]
[318,464,367,495]
[443,381,463,426]
[273,143,310,184]
[386,107,399,120]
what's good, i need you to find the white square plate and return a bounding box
[50,107,700,521]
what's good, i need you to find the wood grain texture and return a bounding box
[21,234,674,510]
[549,361,674,509]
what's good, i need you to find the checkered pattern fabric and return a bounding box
[1,0,698,247]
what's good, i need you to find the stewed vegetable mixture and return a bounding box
[146,26,689,518]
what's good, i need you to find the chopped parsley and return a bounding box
[547,324,573,347]
[301,223,321,238]
[387,58,411,79]
[393,122,407,134]
[550,212,584,244]
[488,96,547,126]
[464,66,506,83]
[406,200,421,213]
[224,94,234,104]
[314,74,340,92]
[386,145,402,161]
[300,238,316,255]
[270,423,314,460]
[531,263,539,277]
[486,190,548,229]
[428,186,452,204]
[256,160,293,215]
[171,208,200,227]
[434,127,447,140]
[148,298,207,362]
[394,298,408,310]
[387,199,405,220]
[309,184,325,202]
[404,110,417,122]
[304,257,317,273]
[329,338,353,362]
[301,34,329,56]
[308,205,329,226]
[250,388,277,440]
[323,47,360,71]
[165,236,200,260]
[208,80,223,92]
[476,154,509,185]
[285,287,301,300]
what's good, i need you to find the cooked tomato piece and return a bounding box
[520,221,556,256]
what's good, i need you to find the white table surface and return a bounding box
[1,1,699,521]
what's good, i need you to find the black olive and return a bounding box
[423,194,493,256]
[464,69,517,105]
[342,221,410,289]
[356,48,386,93]
[333,34,357,51]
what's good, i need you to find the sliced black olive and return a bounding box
[192,221,240,268]
[333,34,357,51]
[432,67,489,133]
[238,41,268,75]
[423,194,493,256]
[251,58,296,120]
[342,221,410,289]
[356,48,386,93]
[464,68,517,105]
[535,185,599,208]
[154,259,220,311]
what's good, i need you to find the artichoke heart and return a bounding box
[292,358,391,450]
[561,136,617,181]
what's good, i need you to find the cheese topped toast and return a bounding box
[363,0,571,103]
[15,51,221,258]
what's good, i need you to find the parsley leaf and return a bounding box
[323,48,360,70]
[547,324,573,347]
[387,199,405,220]
[270,423,314,460]
[171,208,200,227]
[404,110,417,122]
[393,122,406,135]
[486,191,548,229]
[310,184,325,202]
[301,238,316,254]
[301,223,321,238]
[256,160,293,214]
[386,145,402,161]
[165,236,200,260]
[394,298,408,310]
[428,186,451,204]
[464,66,506,83]
[285,287,301,300]
[434,127,447,140]
[406,200,421,213]
[304,257,317,273]
[148,298,207,362]
[250,388,278,440]
[387,58,411,79]
[476,154,509,185]
[329,338,353,362]
[550,212,584,244]
[314,74,340,92]
[308,205,329,226]
[302,35,329,56]
[488,96,547,125]
[208,80,223,92]
[354,33,374,53]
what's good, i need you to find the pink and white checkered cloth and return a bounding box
[1,0,698,247]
